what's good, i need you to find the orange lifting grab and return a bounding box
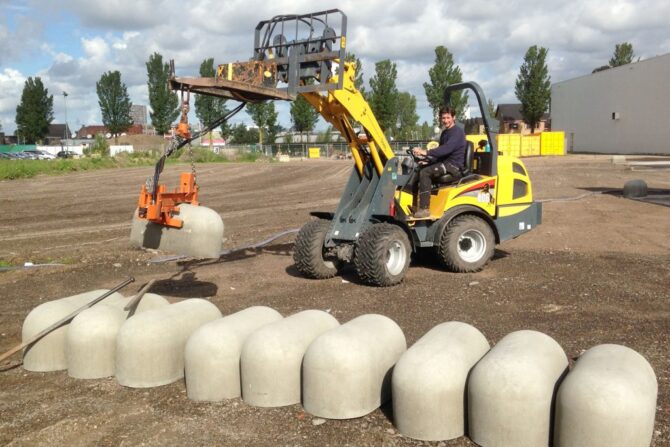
[137,172,199,228]
[136,88,200,229]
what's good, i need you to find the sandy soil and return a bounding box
[0,155,668,446]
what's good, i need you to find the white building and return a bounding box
[551,53,670,155]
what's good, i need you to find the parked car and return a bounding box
[29,150,56,160]
[56,150,77,159]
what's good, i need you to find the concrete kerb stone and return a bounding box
[65,293,169,379]
[468,330,568,447]
[302,314,406,419]
[185,306,283,402]
[622,179,648,198]
[553,344,657,447]
[240,309,339,407]
[22,289,125,372]
[116,299,222,388]
[392,321,490,441]
[66,305,126,379]
[129,204,224,259]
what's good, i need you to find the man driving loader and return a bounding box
[411,106,467,218]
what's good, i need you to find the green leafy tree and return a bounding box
[146,52,180,135]
[420,121,433,140]
[396,92,419,140]
[96,71,132,144]
[194,58,229,148]
[291,95,319,141]
[15,77,54,144]
[609,42,635,67]
[423,46,468,124]
[230,123,259,144]
[345,53,366,94]
[246,101,278,145]
[514,45,551,134]
[368,59,399,133]
[84,134,109,156]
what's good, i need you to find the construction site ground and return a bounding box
[0,155,668,446]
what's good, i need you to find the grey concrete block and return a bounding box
[64,292,169,379]
[393,321,490,441]
[22,289,126,372]
[623,179,648,198]
[66,305,126,379]
[185,306,283,401]
[129,204,224,259]
[116,299,222,388]
[554,344,657,447]
[302,314,406,419]
[468,330,568,447]
[240,310,339,407]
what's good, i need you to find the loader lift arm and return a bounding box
[135,9,400,261]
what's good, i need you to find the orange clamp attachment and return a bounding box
[137,172,199,228]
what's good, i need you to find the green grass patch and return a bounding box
[0,260,14,268]
[0,149,269,180]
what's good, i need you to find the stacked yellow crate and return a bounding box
[540,132,565,156]
[520,134,541,157]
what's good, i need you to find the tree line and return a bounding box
[13,42,638,145]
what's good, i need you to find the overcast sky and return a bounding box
[1,0,668,135]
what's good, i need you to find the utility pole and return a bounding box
[63,91,69,152]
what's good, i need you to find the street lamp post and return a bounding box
[63,91,69,152]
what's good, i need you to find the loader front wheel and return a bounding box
[355,223,411,287]
[438,214,495,272]
[293,219,340,279]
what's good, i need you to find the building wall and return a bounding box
[551,53,670,154]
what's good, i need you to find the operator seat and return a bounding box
[433,140,475,186]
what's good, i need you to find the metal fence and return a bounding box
[216,141,430,158]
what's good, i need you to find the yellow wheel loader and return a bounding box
[131,9,541,286]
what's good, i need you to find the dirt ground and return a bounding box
[0,155,668,447]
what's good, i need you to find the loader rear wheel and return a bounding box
[438,214,495,272]
[355,223,411,287]
[293,219,340,279]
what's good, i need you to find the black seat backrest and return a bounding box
[463,141,474,174]
[432,140,475,186]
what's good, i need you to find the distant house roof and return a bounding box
[48,124,72,139]
[496,104,549,121]
[77,124,144,138]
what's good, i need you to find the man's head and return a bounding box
[439,106,456,129]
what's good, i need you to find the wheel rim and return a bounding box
[457,229,487,263]
[386,241,407,276]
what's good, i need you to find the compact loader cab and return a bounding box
[295,78,541,287]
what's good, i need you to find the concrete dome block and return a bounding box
[123,293,171,314]
[623,179,648,198]
[185,306,283,402]
[554,344,657,447]
[302,314,407,419]
[468,330,568,447]
[66,304,126,379]
[240,310,339,407]
[22,289,126,372]
[116,299,222,388]
[393,321,490,441]
[130,204,224,259]
[64,292,168,379]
